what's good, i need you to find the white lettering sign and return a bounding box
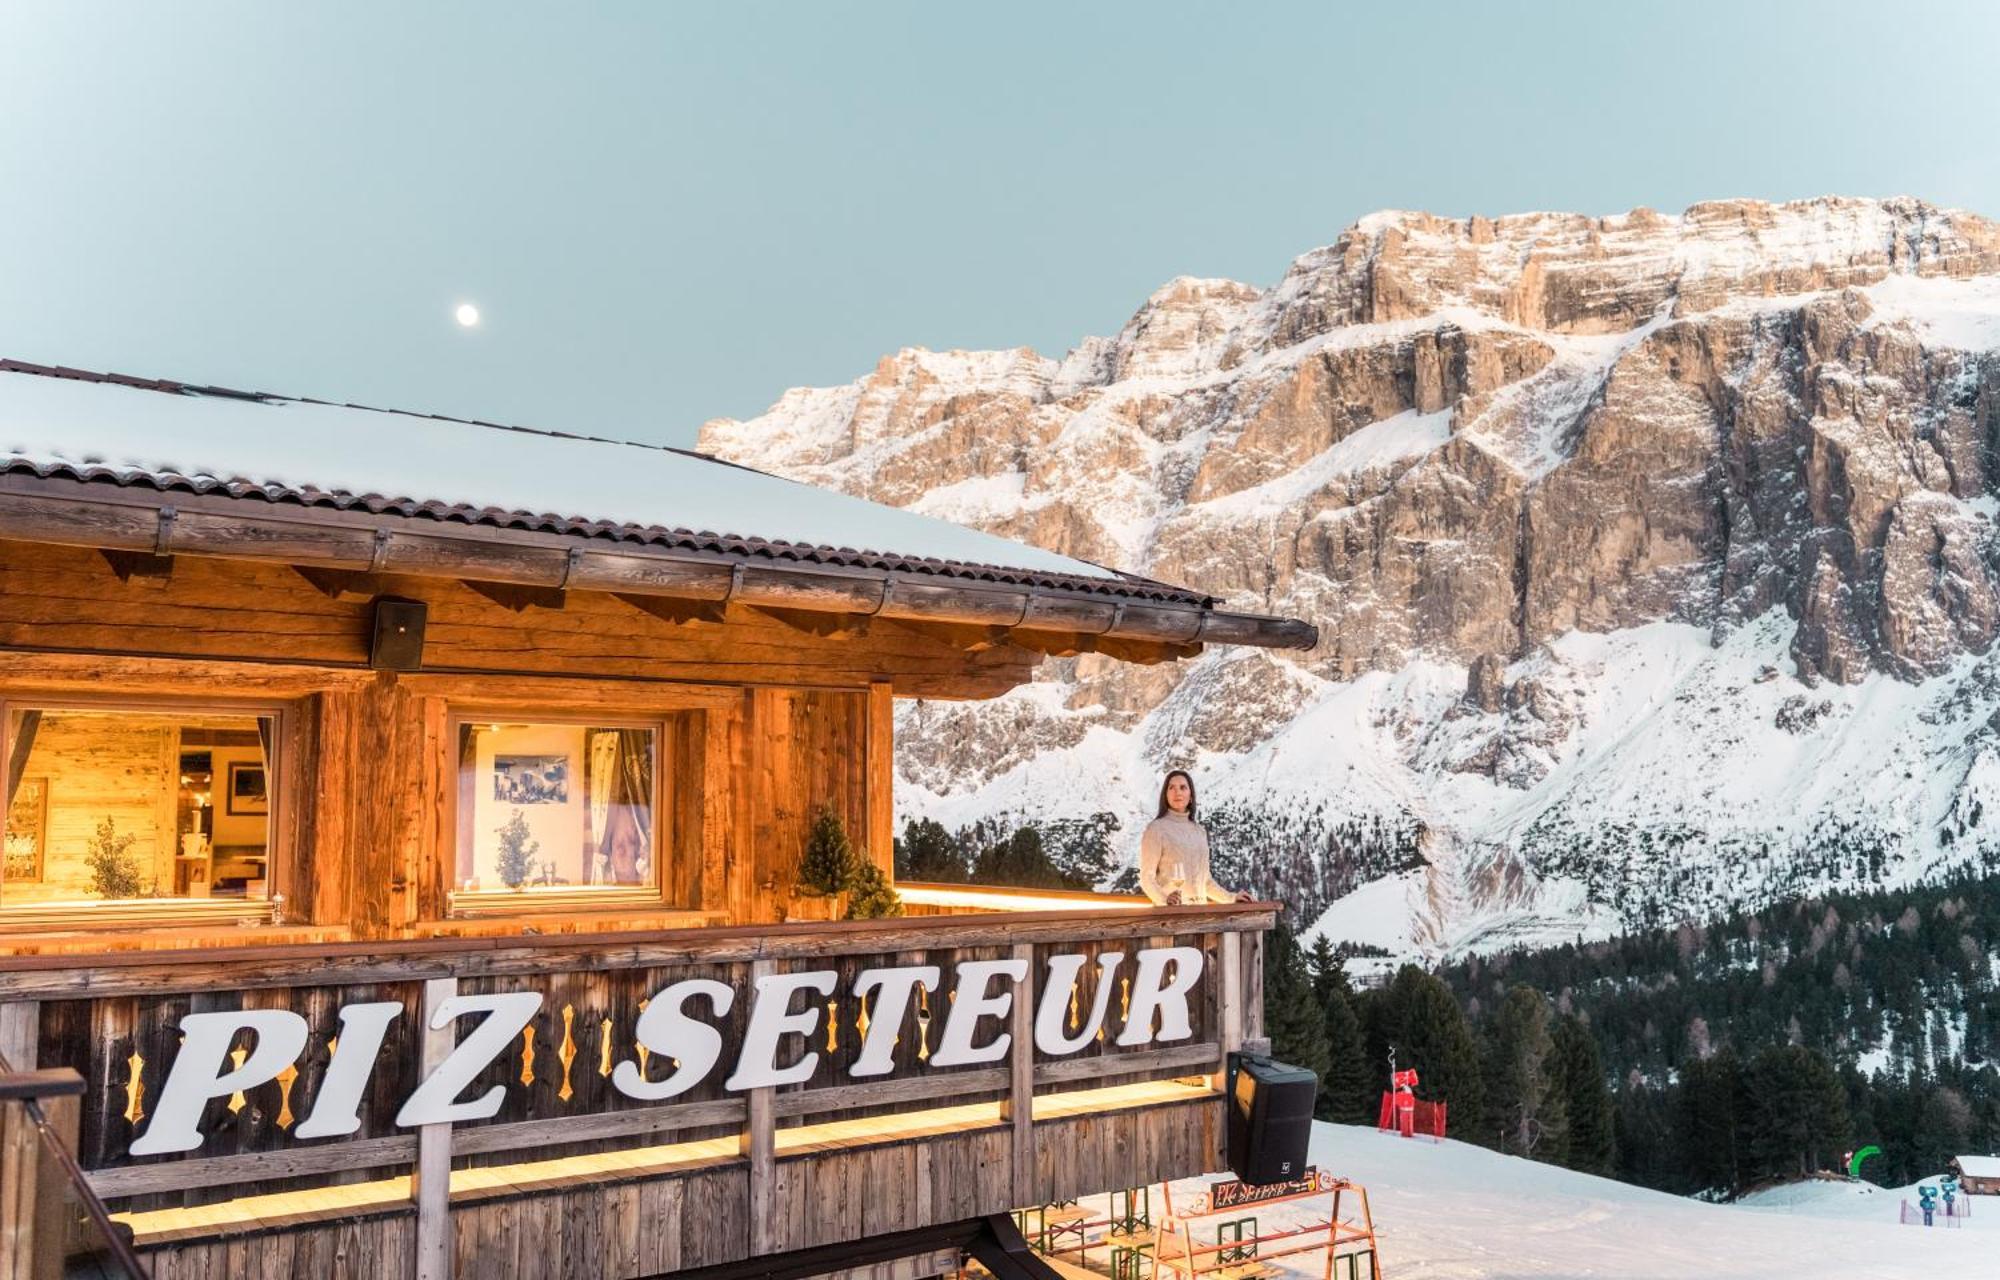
[127,945,1206,1154]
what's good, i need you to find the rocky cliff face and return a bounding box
[701,197,2000,958]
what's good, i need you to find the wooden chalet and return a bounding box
[1952,1155,2000,1196]
[0,360,1315,1280]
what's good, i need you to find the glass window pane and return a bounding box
[455,722,657,892]
[3,708,274,906]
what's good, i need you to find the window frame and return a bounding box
[0,692,296,930]
[443,706,681,919]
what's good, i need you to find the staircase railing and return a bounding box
[0,1050,148,1280]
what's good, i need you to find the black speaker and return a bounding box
[1227,1053,1317,1186]
[369,598,428,671]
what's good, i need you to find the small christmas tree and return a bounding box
[494,809,539,889]
[796,806,859,896]
[85,817,145,899]
[845,859,903,919]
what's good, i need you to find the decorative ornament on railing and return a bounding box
[598,1017,615,1078]
[557,1004,578,1102]
[122,1051,145,1126]
[226,1045,249,1114]
[275,1062,299,1129]
[518,1024,536,1087]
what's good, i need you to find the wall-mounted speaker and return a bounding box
[369,598,428,671]
[1227,1053,1317,1186]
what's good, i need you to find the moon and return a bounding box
[455,303,480,328]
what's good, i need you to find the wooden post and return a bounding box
[30,1094,75,1280]
[1007,942,1035,1209]
[414,977,456,1280]
[1214,932,1242,1092]
[865,681,894,873]
[744,959,776,1255]
[1241,928,1269,1055]
[0,1002,39,1280]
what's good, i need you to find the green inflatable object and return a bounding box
[1849,1145,1882,1178]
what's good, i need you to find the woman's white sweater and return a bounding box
[1137,811,1235,905]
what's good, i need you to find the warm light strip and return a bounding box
[112,1078,1214,1244]
[894,885,1146,913]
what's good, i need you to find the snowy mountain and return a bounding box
[699,197,2000,958]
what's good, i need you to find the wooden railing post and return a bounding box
[0,1001,40,1280]
[1007,942,1035,1209]
[1214,932,1242,1092]
[414,977,456,1280]
[744,959,776,1256]
[1241,928,1268,1055]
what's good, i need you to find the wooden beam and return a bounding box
[0,904,1280,998]
[413,977,455,1280]
[616,592,725,625]
[98,548,174,586]
[743,958,776,1257]
[1007,942,1035,1209]
[1216,931,1242,1092]
[292,565,391,600]
[885,620,1015,652]
[1096,636,1202,664]
[460,579,566,612]
[751,605,868,638]
[0,475,1320,652]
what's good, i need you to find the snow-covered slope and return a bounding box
[701,197,2000,958]
[1142,1123,1992,1279]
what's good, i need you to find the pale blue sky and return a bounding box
[3,2,1996,446]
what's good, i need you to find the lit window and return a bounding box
[3,707,278,919]
[453,721,659,902]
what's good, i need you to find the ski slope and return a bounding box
[1140,1123,1989,1279]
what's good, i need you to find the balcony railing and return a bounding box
[0,901,1273,1273]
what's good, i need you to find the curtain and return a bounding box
[590,729,653,887]
[5,710,40,808]
[456,726,479,888]
[587,730,619,886]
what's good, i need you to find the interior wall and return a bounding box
[5,713,177,904]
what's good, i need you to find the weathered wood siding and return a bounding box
[3,670,901,948]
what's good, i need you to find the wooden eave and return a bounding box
[0,473,1319,657]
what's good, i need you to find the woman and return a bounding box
[1138,770,1253,905]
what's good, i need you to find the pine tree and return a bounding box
[895,818,966,883]
[1309,936,1353,1005]
[845,859,904,919]
[1484,984,1565,1159]
[493,809,538,890]
[1263,924,1331,1084]
[1742,1045,1849,1181]
[1319,980,1375,1123]
[1550,1015,1616,1174]
[1388,965,1485,1141]
[797,807,859,895]
[1679,1049,1743,1192]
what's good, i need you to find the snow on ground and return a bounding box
[1088,1124,1990,1280]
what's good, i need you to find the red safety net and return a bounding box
[1375,1090,1447,1140]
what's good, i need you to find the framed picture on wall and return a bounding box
[4,776,47,882]
[226,761,269,816]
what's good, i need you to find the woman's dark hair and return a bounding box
[1156,769,1197,821]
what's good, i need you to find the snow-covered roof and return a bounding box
[0,360,1203,603]
[1954,1154,2000,1177]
